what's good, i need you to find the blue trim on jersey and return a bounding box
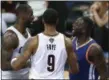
[70,37,99,80]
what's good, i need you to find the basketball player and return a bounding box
[69,17,107,80]
[11,8,79,79]
[1,4,33,79]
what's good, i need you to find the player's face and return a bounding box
[72,18,85,37]
[22,8,34,26]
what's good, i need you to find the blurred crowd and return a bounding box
[1,1,109,64]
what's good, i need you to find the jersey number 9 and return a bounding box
[47,55,55,72]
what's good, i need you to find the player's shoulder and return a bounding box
[63,35,72,48]
[28,35,39,46]
[28,35,38,43]
[64,35,74,42]
[3,29,18,41]
[4,26,17,36]
[88,43,102,56]
[90,43,101,50]
[64,36,71,41]
[2,29,19,49]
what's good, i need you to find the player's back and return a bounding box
[29,33,67,79]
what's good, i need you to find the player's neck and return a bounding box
[44,25,58,36]
[77,36,90,46]
[14,20,26,34]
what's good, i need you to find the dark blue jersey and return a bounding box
[69,37,99,80]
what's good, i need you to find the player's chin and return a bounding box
[72,33,79,37]
[72,32,76,36]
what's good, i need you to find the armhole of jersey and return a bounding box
[32,35,39,55]
[86,43,97,64]
[26,28,31,37]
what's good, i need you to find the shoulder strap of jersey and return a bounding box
[26,28,31,38]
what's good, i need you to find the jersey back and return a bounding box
[29,33,67,79]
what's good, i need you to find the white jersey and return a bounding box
[2,26,31,79]
[29,33,67,79]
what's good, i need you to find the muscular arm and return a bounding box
[11,36,38,70]
[88,44,107,80]
[65,36,79,74]
[1,31,18,70]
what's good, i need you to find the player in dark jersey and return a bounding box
[69,17,107,80]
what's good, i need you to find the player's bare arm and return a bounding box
[12,36,38,70]
[1,31,18,70]
[65,36,79,74]
[88,44,107,80]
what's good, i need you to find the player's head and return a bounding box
[16,4,34,26]
[72,17,93,37]
[42,8,58,26]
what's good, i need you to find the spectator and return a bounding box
[90,1,109,62]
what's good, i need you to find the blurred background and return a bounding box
[1,1,109,79]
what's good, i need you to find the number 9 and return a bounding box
[47,55,55,72]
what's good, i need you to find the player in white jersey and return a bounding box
[1,4,34,79]
[11,8,79,79]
